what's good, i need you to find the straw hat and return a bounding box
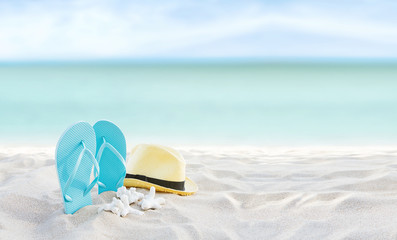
[123,144,198,196]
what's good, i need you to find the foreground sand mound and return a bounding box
[1,146,397,239]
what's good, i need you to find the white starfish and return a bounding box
[138,186,166,210]
[117,186,144,204]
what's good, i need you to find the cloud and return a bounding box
[0,0,396,60]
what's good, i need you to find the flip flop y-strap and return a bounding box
[96,137,126,187]
[63,140,100,202]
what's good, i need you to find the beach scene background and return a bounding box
[1,61,397,146]
[2,1,397,239]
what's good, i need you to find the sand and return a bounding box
[1,146,397,239]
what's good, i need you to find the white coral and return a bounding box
[138,186,166,210]
[99,186,165,216]
[119,195,144,217]
[116,186,144,204]
[99,196,144,217]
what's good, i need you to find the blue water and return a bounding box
[1,62,397,146]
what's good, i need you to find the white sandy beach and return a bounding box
[1,146,397,239]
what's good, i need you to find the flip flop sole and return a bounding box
[93,120,126,194]
[55,122,96,214]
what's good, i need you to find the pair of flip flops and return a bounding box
[55,120,127,214]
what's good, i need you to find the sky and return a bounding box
[0,0,397,61]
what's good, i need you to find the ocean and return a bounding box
[1,61,397,146]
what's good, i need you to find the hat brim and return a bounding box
[123,176,198,196]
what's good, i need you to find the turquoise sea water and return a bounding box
[1,62,397,146]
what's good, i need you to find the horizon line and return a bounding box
[1,57,397,66]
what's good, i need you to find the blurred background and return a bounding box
[0,0,397,146]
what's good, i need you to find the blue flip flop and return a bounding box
[93,120,127,194]
[55,122,101,214]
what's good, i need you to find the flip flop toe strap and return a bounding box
[63,141,100,202]
[96,137,126,188]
